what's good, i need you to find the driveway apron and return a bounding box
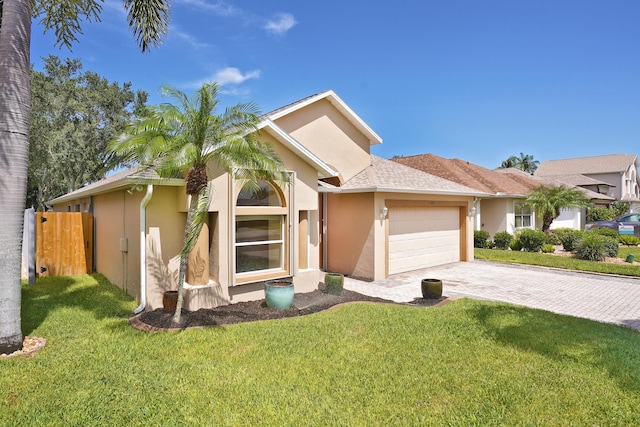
[343,261,640,331]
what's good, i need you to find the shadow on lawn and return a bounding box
[21,273,135,335]
[469,301,640,393]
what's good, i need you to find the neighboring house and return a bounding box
[497,168,614,231]
[393,154,614,236]
[534,154,640,212]
[49,90,482,311]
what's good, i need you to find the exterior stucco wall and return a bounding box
[325,192,375,279]
[273,99,371,183]
[480,198,510,236]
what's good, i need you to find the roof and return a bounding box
[321,155,486,196]
[533,173,614,187]
[534,154,639,176]
[48,167,184,205]
[393,154,541,196]
[264,90,383,147]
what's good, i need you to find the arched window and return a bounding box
[235,180,287,277]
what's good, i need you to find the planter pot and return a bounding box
[421,279,443,299]
[324,273,344,295]
[163,290,178,313]
[265,280,294,310]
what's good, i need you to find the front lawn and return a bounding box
[476,247,640,277]
[2,274,640,425]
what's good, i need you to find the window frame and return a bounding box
[514,202,533,229]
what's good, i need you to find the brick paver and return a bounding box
[343,261,640,330]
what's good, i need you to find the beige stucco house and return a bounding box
[49,90,482,312]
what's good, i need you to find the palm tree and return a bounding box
[498,155,519,169]
[526,185,590,233]
[0,0,168,353]
[515,152,540,174]
[110,83,289,323]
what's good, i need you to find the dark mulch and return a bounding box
[132,285,448,331]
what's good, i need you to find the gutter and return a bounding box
[134,184,154,314]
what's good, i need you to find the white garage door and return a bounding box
[388,206,460,275]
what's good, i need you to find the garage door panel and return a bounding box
[389,207,460,275]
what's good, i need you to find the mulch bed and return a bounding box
[131,287,449,332]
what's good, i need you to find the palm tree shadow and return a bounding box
[468,301,640,393]
[21,273,135,335]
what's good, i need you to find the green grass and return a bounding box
[476,248,640,277]
[2,274,640,425]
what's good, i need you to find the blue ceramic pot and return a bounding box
[265,280,294,310]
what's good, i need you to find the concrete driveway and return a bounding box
[343,261,640,331]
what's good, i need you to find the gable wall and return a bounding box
[273,98,371,183]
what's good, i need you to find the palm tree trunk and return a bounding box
[0,0,31,354]
[173,194,198,323]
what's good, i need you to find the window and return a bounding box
[235,180,287,277]
[514,203,532,228]
[235,216,284,273]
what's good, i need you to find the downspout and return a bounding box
[134,185,154,314]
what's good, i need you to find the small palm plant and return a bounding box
[110,82,289,322]
[526,185,590,233]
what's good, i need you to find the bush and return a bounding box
[576,234,617,261]
[619,235,640,246]
[493,231,514,250]
[518,229,547,252]
[603,237,619,258]
[547,228,574,246]
[485,239,495,249]
[510,239,523,251]
[587,206,616,222]
[544,232,561,245]
[474,230,490,248]
[591,227,619,239]
[541,244,555,253]
[561,230,585,252]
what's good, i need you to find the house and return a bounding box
[49,90,483,311]
[393,154,614,236]
[534,154,640,212]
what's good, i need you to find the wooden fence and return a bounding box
[36,212,93,277]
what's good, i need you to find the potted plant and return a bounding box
[421,279,442,299]
[265,279,294,310]
[324,273,344,295]
[162,290,179,313]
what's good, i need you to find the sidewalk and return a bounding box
[343,261,640,331]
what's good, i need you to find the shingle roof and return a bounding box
[534,173,613,187]
[393,154,541,196]
[534,154,638,176]
[327,155,484,196]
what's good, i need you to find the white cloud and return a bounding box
[177,0,238,16]
[183,67,260,91]
[213,67,261,85]
[264,13,297,35]
[173,29,212,50]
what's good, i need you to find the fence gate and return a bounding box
[36,212,93,277]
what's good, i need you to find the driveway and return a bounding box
[343,261,640,331]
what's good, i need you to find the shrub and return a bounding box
[602,237,619,258]
[541,244,556,253]
[518,229,547,252]
[591,227,619,239]
[548,228,574,246]
[576,234,617,261]
[485,239,495,249]
[509,239,523,251]
[474,230,490,248]
[619,235,640,246]
[587,206,616,222]
[493,231,514,250]
[561,230,585,252]
[544,232,561,245]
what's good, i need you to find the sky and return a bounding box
[30,0,640,170]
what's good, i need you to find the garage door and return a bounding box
[388,206,460,275]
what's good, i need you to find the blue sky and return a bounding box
[30,0,640,169]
